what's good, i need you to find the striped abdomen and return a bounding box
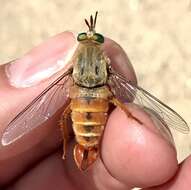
[70,85,111,149]
[71,97,109,148]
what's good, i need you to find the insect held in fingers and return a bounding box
[2,12,189,171]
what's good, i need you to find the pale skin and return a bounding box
[0,32,191,189]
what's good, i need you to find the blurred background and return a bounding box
[0,0,191,161]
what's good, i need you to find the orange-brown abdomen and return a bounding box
[71,97,109,147]
[69,85,111,170]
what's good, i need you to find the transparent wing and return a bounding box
[108,70,189,133]
[2,68,73,145]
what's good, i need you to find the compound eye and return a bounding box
[93,33,104,43]
[77,32,87,41]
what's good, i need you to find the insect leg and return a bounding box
[110,97,142,124]
[60,99,71,159]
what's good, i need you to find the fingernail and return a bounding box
[5,31,77,88]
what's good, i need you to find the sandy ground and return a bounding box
[0,1,191,162]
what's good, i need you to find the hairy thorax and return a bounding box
[72,43,108,88]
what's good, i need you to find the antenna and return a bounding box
[93,11,98,28]
[84,11,98,32]
[90,15,93,30]
[85,19,91,31]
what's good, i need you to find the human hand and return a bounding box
[0,31,190,190]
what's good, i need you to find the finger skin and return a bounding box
[144,156,191,190]
[100,105,178,188]
[0,32,136,186]
[6,105,178,190]
[104,38,137,84]
[7,147,96,190]
[7,149,128,190]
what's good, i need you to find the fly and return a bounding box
[2,12,189,170]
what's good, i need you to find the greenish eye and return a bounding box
[93,33,104,43]
[77,32,87,41]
